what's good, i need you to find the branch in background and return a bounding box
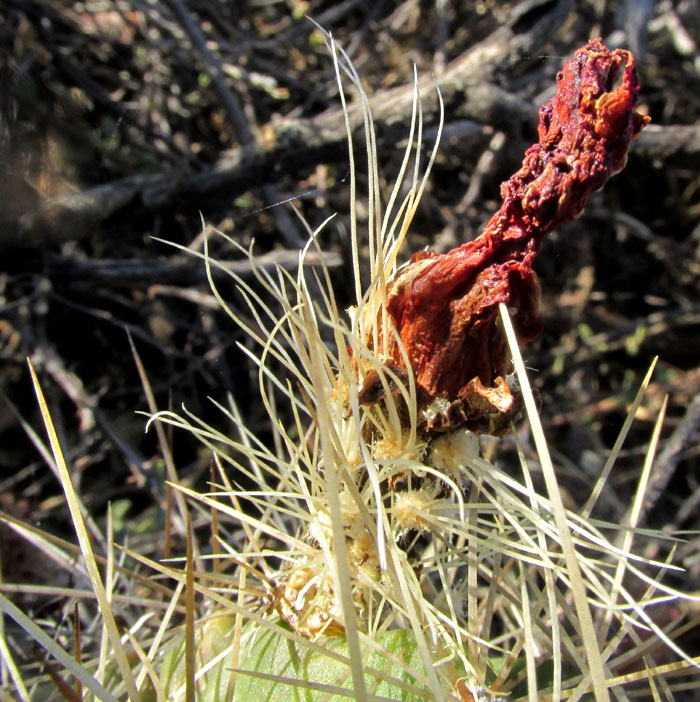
[5,0,698,256]
[1,0,570,249]
[7,118,693,253]
[643,393,700,524]
[44,248,342,285]
[165,0,305,248]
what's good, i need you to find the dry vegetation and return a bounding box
[1,0,700,698]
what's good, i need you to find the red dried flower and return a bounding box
[368,39,650,435]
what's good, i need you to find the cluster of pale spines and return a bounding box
[185,34,501,697]
[267,36,470,639]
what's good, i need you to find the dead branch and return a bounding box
[644,393,700,524]
[8,0,698,253]
[45,248,343,286]
[2,0,570,249]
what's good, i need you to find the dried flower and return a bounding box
[367,39,650,436]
